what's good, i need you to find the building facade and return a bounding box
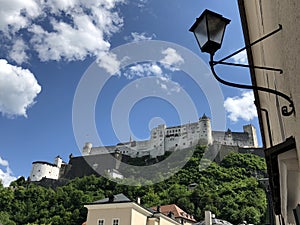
[84,194,182,225]
[238,0,300,224]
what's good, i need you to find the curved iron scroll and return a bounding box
[209,54,295,116]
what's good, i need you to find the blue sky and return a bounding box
[0,0,260,186]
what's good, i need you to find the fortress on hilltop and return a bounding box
[29,114,260,183]
[82,114,258,158]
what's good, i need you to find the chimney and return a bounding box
[137,197,141,204]
[114,150,122,170]
[168,211,175,219]
[205,211,212,225]
[108,195,114,202]
[157,206,161,212]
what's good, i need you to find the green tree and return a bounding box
[0,146,268,225]
[0,211,16,225]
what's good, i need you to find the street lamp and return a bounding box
[189,9,295,117]
[189,9,230,55]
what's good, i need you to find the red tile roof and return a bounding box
[151,204,196,222]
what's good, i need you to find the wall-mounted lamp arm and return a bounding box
[212,24,283,73]
[211,61,283,73]
[216,24,282,64]
[209,54,295,116]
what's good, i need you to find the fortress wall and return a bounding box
[80,118,257,159]
[30,162,60,182]
[90,146,116,155]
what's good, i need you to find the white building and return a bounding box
[83,115,258,158]
[29,156,63,182]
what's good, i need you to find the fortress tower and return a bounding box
[243,124,258,147]
[82,142,93,155]
[198,114,213,145]
[29,156,63,182]
[150,124,166,157]
[54,155,62,168]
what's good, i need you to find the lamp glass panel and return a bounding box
[207,14,226,45]
[193,17,208,49]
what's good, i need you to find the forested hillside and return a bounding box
[0,147,267,225]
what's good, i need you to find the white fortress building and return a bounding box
[83,114,258,158]
[29,115,259,182]
[29,156,65,182]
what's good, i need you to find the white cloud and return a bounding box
[96,52,121,75]
[224,91,257,122]
[150,64,162,75]
[0,156,16,187]
[0,0,41,33]
[125,32,155,42]
[124,63,162,79]
[160,83,167,90]
[155,76,181,94]
[9,38,28,64]
[123,62,182,94]
[0,59,41,118]
[0,0,125,68]
[136,0,148,8]
[160,48,184,71]
[29,15,111,62]
[232,50,248,64]
[0,157,8,167]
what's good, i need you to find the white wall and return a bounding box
[84,118,257,159]
[30,163,60,181]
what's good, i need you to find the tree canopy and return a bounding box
[0,147,267,225]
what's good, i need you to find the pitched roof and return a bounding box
[91,193,132,204]
[151,204,196,222]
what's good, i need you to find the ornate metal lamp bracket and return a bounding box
[209,24,295,117]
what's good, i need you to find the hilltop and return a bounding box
[0,146,267,225]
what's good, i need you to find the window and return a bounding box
[98,219,104,225]
[112,219,119,225]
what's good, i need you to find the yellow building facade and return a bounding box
[84,194,182,225]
